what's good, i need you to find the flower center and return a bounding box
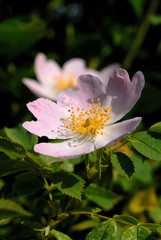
[54,73,77,91]
[63,98,112,135]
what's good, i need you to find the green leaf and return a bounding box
[0,137,26,158]
[50,229,73,240]
[129,131,161,161]
[0,156,28,177]
[121,226,153,240]
[50,171,85,200]
[0,198,32,219]
[128,0,145,18]
[5,125,38,151]
[148,206,161,224]
[150,15,161,25]
[71,220,100,232]
[149,122,161,134]
[0,18,45,57]
[114,215,139,225]
[131,151,153,183]
[157,227,161,235]
[85,219,117,240]
[13,171,44,195]
[138,222,161,230]
[84,183,119,209]
[111,152,135,177]
[26,152,63,169]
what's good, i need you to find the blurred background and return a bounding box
[0,0,161,129]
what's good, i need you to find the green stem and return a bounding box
[97,149,102,180]
[42,176,55,220]
[70,211,134,227]
[122,0,159,70]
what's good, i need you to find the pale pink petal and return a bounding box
[22,98,71,139]
[34,135,96,159]
[26,98,68,119]
[57,87,81,109]
[35,53,61,84]
[22,78,56,100]
[94,117,141,149]
[100,63,120,87]
[58,74,105,109]
[23,120,71,139]
[63,58,86,76]
[103,69,145,124]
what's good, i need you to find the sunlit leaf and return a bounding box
[50,229,73,240]
[138,222,161,230]
[111,152,135,177]
[129,131,161,161]
[149,122,161,134]
[114,215,139,225]
[131,151,153,183]
[5,125,38,151]
[85,219,117,240]
[121,226,153,240]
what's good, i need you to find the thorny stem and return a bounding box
[122,0,159,71]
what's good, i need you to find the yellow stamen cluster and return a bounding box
[54,74,76,91]
[63,98,112,135]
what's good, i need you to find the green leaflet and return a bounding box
[121,226,154,240]
[0,157,28,177]
[149,121,161,134]
[85,219,117,240]
[4,125,38,151]
[50,171,85,200]
[12,171,44,195]
[84,183,119,209]
[111,152,135,178]
[114,215,139,225]
[129,131,161,160]
[0,136,26,158]
[0,198,32,219]
[50,229,73,240]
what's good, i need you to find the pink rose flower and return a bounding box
[23,68,145,159]
[22,53,119,101]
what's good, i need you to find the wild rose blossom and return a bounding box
[22,53,119,101]
[23,68,145,159]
